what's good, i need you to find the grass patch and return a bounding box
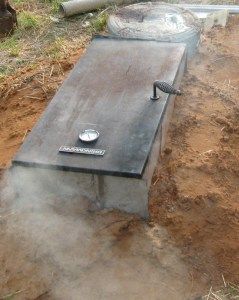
[0,0,93,83]
[43,0,63,14]
[203,280,239,300]
[18,11,41,29]
[45,37,67,59]
[91,13,108,32]
[0,35,20,57]
[51,0,63,13]
[12,0,27,4]
[0,65,8,81]
[0,11,42,57]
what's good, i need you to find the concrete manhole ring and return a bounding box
[108,2,202,57]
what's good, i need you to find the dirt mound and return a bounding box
[150,16,239,288]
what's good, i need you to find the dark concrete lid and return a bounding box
[13,37,186,178]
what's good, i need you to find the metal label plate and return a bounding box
[59,146,105,156]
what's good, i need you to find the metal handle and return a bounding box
[150,81,181,101]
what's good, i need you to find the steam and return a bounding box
[0,166,195,299]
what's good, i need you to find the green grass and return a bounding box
[0,65,8,81]
[12,0,27,4]
[0,35,20,57]
[43,0,63,13]
[90,13,108,32]
[18,11,41,29]
[45,37,67,59]
[0,3,110,85]
[51,0,63,13]
[203,281,239,300]
[0,11,46,57]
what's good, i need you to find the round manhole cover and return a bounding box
[108,2,201,57]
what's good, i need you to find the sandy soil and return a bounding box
[0,16,239,300]
[150,16,239,288]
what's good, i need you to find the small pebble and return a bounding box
[221,135,229,142]
[164,147,172,155]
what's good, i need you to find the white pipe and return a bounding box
[176,4,239,14]
[60,1,239,18]
[60,0,131,17]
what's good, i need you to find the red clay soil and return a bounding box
[150,16,239,287]
[0,50,84,169]
[0,16,238,295]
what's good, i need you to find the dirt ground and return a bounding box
[0,15,238,300]
[150,16,239,288]
[0,50,84,169]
